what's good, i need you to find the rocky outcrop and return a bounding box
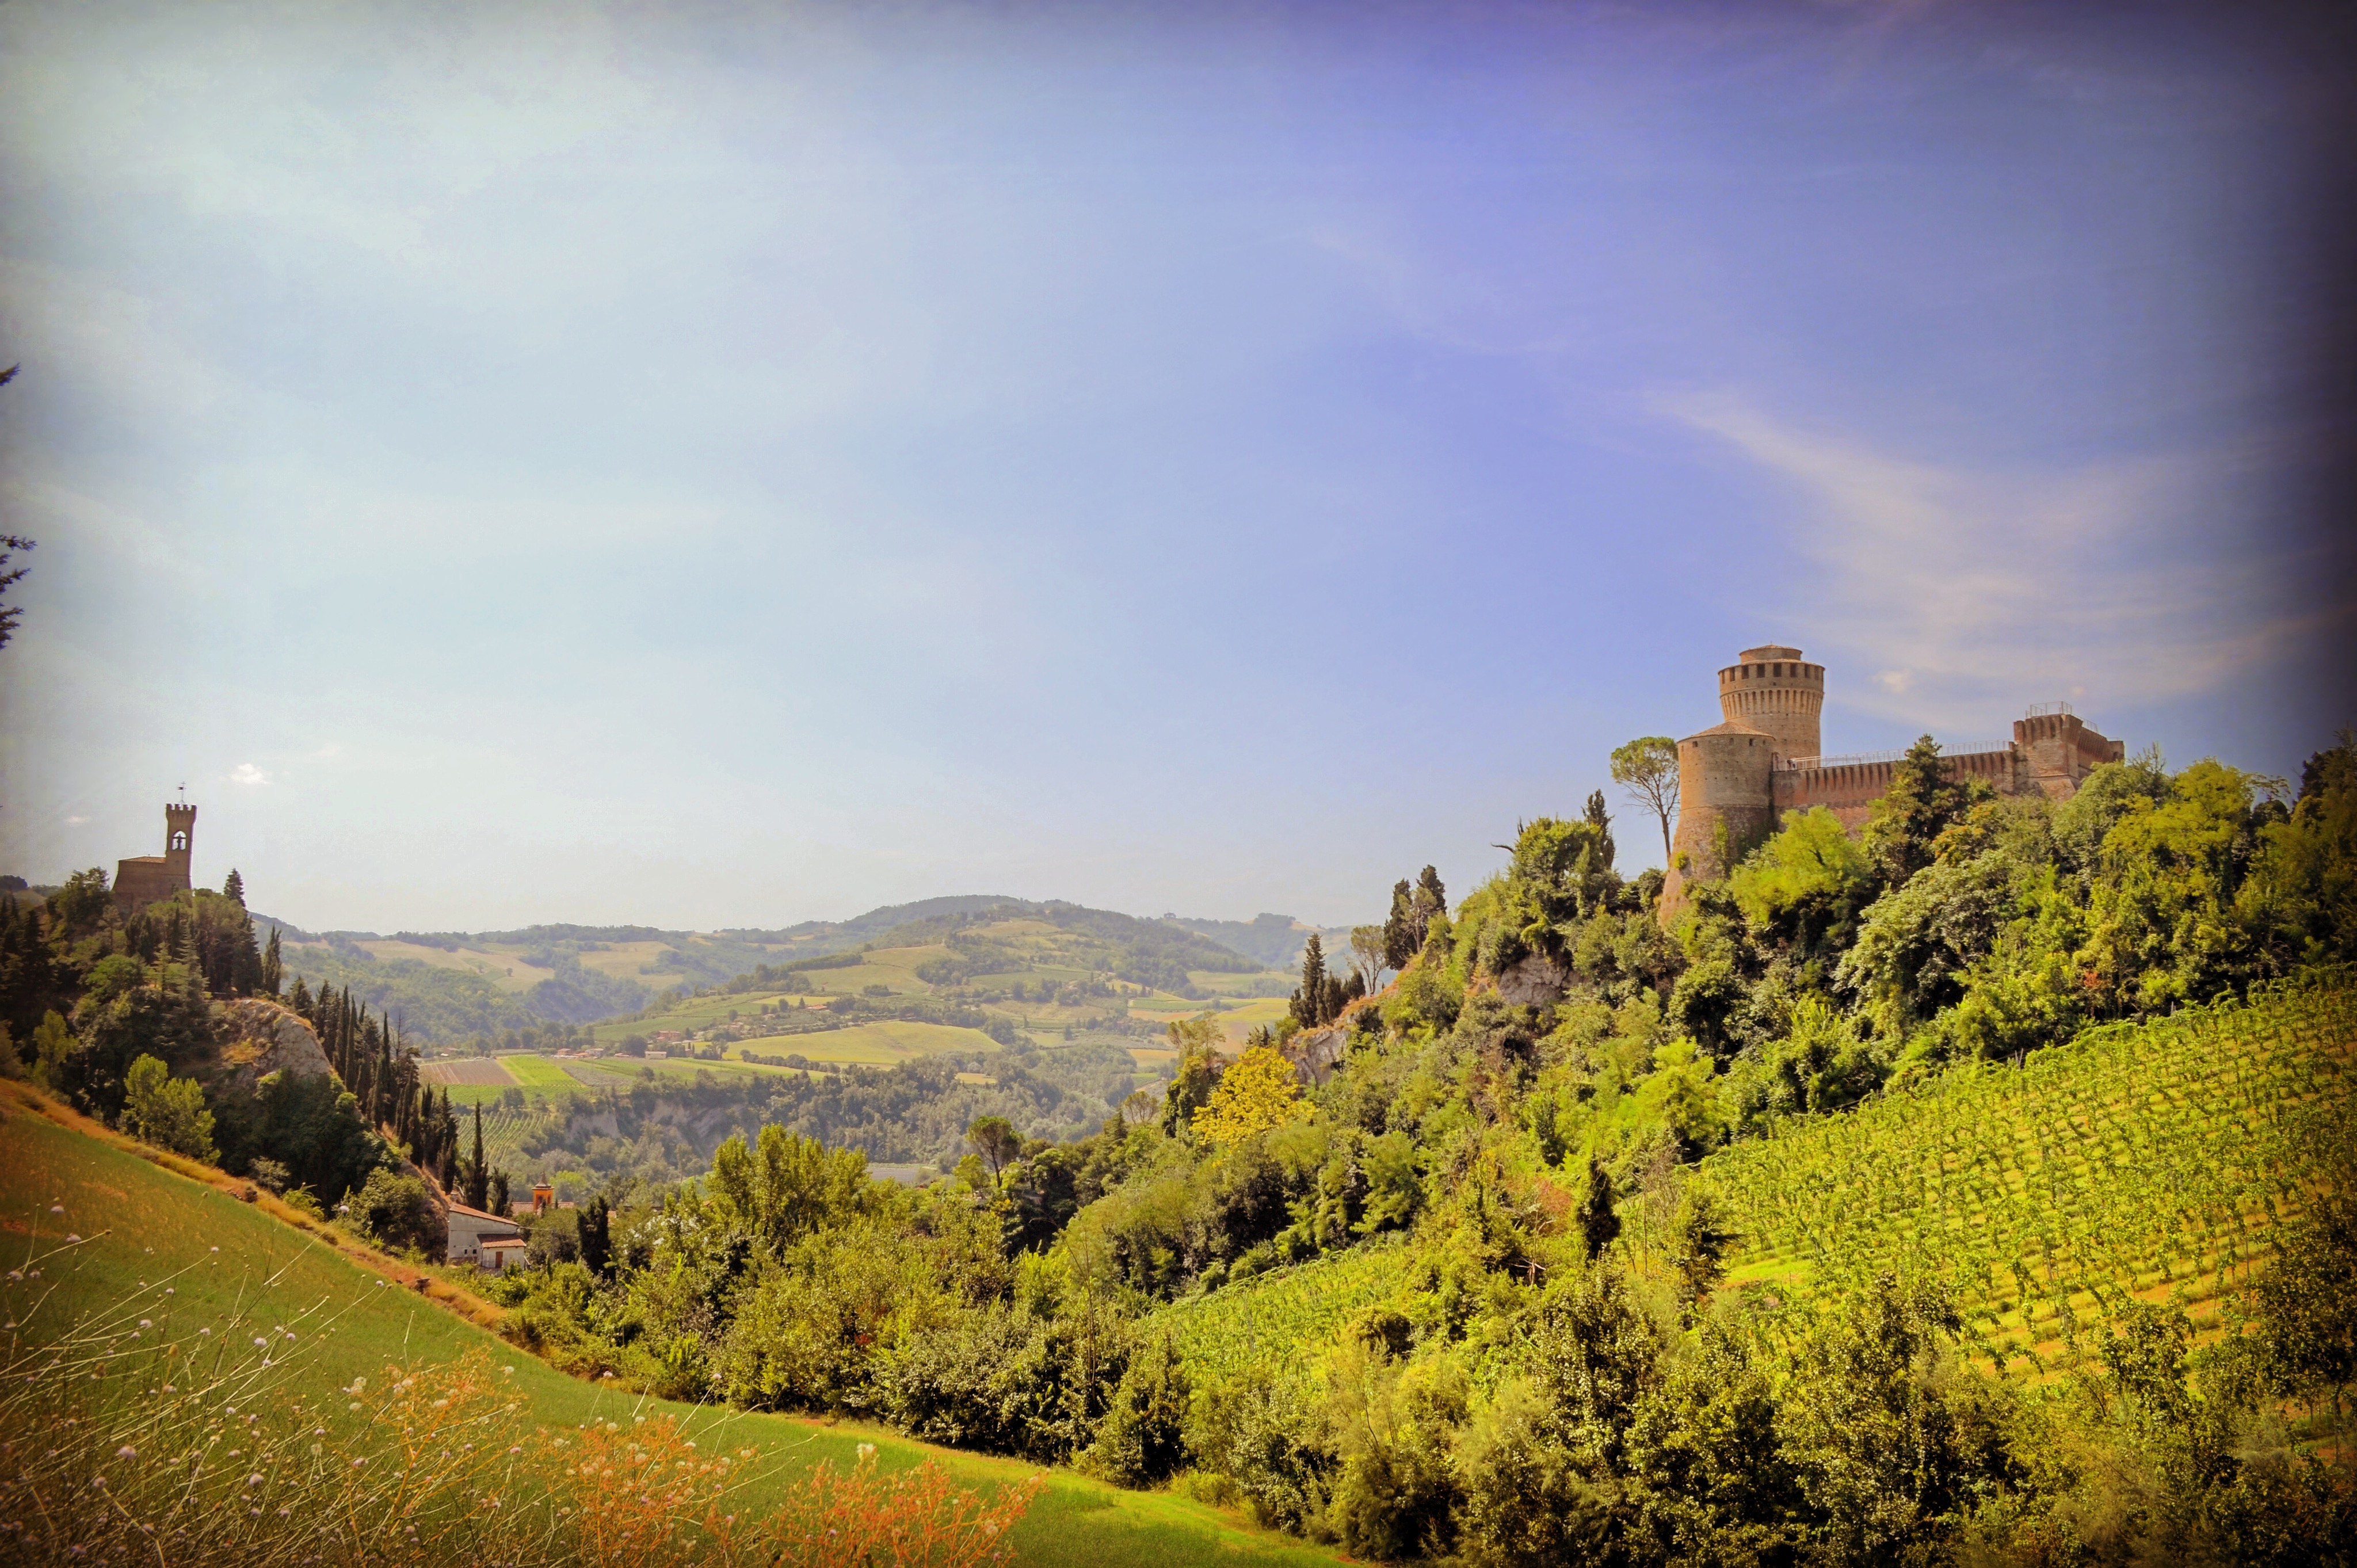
[207,998,334,1099]
[1283,1025,1349,1086]
[1495,953,1570,1006]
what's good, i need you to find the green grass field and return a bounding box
[0,1089,1340,1567]
[426,1024,1006,1109]
[568,915,1302,1070]
[499,1054,586,1093]
[733,1020,1002,1066]
[589,993,814,1043]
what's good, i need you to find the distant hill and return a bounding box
[252,894,1343,1046]
[1158,912,1356,972]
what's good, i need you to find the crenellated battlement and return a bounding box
[115,799,197,914]
[1658,648,2123,918]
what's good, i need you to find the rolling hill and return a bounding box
[254,896,1343,1047]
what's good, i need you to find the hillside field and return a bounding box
[1149,983,2355,1390]
[419,1021,1019,1107]
[0,1085,1342,1568]
[1687,981,2356,1373]
[585,913,1302,1057]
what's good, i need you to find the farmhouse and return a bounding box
[478,1236,531,1272]
[445,1200,525,1269]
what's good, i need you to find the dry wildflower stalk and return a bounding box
[749,1448,1043,1568]
[0,1262,1039,1566]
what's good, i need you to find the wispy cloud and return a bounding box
[1653,390,2338,732]
[228,763,271,787]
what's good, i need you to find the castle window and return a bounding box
[170,831,188,851]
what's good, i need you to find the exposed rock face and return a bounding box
[1284,1026,1348,1086]
[1495,953,1570,1007]
[208,998,334,1098]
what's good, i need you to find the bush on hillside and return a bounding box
[347,1169,438,1256]
[118,1052,216,1161]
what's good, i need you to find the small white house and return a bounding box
[445,1201,525,1269]
[478,1236,531,1273]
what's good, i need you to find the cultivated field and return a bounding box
[1689,978,2357,1372]
[732,1020,1001,1066]
[418,1057,517,1088]
[1158,1236,1413,1382]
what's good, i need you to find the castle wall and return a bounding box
[1656,646,2127,924]
[2013,712,2125,798]
[1771,758,1895,833]
[1769,747,2023,834]
[113,856,188,913]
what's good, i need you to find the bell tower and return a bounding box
[115,796,198,914]
[164,800,197,883]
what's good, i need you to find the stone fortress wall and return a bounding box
[1659,646,2123,918]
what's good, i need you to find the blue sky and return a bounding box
[1,1,2350,932]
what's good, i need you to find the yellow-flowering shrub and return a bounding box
[1189,1046,1309,1147]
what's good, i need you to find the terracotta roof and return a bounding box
[445,1201,518,1224]
[1684,720,1774,740]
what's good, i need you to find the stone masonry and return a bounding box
[1658,646,2123,920]
[114,801,197,914]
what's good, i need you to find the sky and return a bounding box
[1,0,2351,933]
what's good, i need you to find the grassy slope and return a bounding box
[0,1085,1340,1568]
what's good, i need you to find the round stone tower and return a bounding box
[1661,721,1776,909]
[1716,644,1823,764]
[1658,644,1820,920]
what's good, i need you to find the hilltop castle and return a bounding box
[1658,646,2122,917]
[114,800,197,914]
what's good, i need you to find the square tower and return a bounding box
[113,800,196,913]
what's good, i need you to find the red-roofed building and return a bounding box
[445,1201,524,1269]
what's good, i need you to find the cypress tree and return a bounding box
[1294,932,1330,1028]
[1583,789,1616,869]
[579,1195,612,1278]
[1577,1155,1621,1261]
[260,928,281,997]
[1382,879,1417,971]
[464,1105,489,1210]
[1413,866,1447,929]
